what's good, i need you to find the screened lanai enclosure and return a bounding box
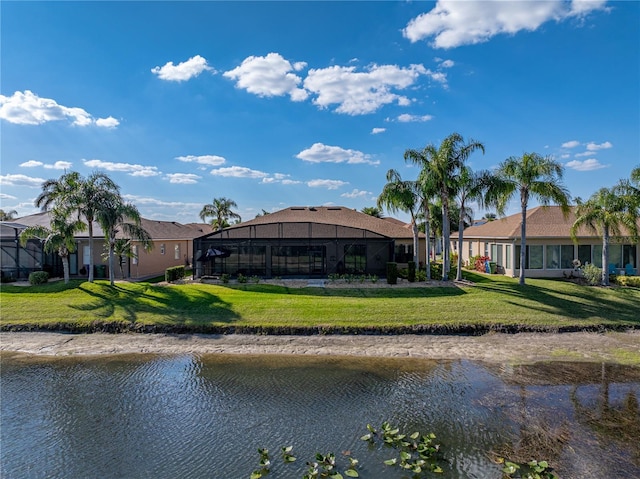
[0,222,63,281]
[195,222,394,278]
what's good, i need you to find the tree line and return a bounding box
[374,132,640,286]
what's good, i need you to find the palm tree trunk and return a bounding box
[602,226,610,286]
[423,200,431,280]
[456,215,464,281]
[87,221,94,283]
[519,201,527,286]
[412,221,419,266]
[62,255,70,284]
[108,239,116,286]
[442,199,450,281]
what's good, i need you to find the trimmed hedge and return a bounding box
[29,271,49,285]
[615,275,640,288]
[386,262,398,285]
[407,261,416,283]
[165,265,185,283]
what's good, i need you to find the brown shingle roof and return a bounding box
[222,206,419,239]
[454,206,640,240]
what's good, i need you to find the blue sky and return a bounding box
[1,1,638,224]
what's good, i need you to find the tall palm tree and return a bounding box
[19,209,86,284]
[422,133,485,281]
[102,238,135,280]
[36,171,119,283]
[96,196,153,286]
[487,153,570,285]
[571,186,639,286]
[404,146,439,280]
[199,197,242,231]
[361,206,384,218]
[0,209,18,221]
[377,169,420,265]
[454,166,491,281]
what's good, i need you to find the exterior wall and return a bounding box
[455,237,639,278]
[126,239,193,279]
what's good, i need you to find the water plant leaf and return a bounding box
[345,468,359,477]
[250,470,263,479]
[383,458,397,466]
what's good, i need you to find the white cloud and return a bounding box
[0,193,18,200]
[296,143,379,165]
[403,0,608,48]
[586,141,613,151]
[151,55,215,82]
[575,151,593,157]
[371,128,386,135]
[341,189,372,198]
[95,116,120,128]
[0,174,45,188]
[122,194,201,208]
[176,155,226,166]
[20,160,72,170]
[304,63,434,115]
[397,113,434,122]
[566,158,608,171]
[210,166,269,179]
[307,179,349,190]
[165,173,201,184]
[562,140,581,148]
[0,90,118,127]
[223,53,308,101]
[82,159,161,177]
[281,179,302,185]
[439,59,455,68]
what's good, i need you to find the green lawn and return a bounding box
[1,272,638,333]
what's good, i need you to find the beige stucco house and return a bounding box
[451,206,639,278]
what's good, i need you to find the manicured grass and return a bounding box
[1,272,638,333]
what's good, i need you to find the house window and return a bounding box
[468,242,473,259]
[82,245,90,266]
[505,245,512,269]
[344,244,366,274]
[578,245,591,267]
[174,244,180,260]
[490,244,498,262]
[394,244,412,263]
[546,245,573,269]
[132,245,138,265]
[623,244,637,268]
[484,242,489,256]
[516,245,543,269]
[160,244,165,255]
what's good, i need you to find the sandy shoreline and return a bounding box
[1,330,639,364]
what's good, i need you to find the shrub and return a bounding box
[615,275,640,288]
[416,268,427,282]
[582,263,603,286]
[407,261,416,282]
[221,273,230,284]
[237,273,247,283]
[165,265,185,283]
[29,271,49,285]
[386,262,398,285]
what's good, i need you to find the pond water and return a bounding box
[1,353,639,479]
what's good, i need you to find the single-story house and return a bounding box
[0,212,212,281]
[193,206,426,278]
[451,206,639,278]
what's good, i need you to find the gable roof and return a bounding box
[213,206,419,239]
[1,212,213,241]
[453,206,640,240]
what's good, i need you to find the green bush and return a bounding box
[165,265,185,283]
[407,261,416,282]
[615,275,640,288]
[386,262,398,285]
[582,263,603,285]
[237,273,247,283]
[221,273,230,284]
[29,271,49,285]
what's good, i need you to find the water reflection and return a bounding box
[1,353,638,479]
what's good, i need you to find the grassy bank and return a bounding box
[1,273,638,334]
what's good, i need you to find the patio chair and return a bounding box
[608,263,617,275]
[625,263,636,276]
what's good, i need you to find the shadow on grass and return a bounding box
[466,272,640,325]
[69,282,239,326]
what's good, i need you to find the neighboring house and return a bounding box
[194,206,425,278]
[451,206,639,278]
[0,212,212,281]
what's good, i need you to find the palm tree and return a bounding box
[96,195,153,286]
[199,197,241,231]
[0,209,18,221]
[377,169,420,265]
[487,153,571,285]
[19,209,86,283]
[361,206,384,218]
[571,186,639,286]
[102,238,135,280]
[454,166,491,281]
[421,133,485,281]
[36,171,119,283]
